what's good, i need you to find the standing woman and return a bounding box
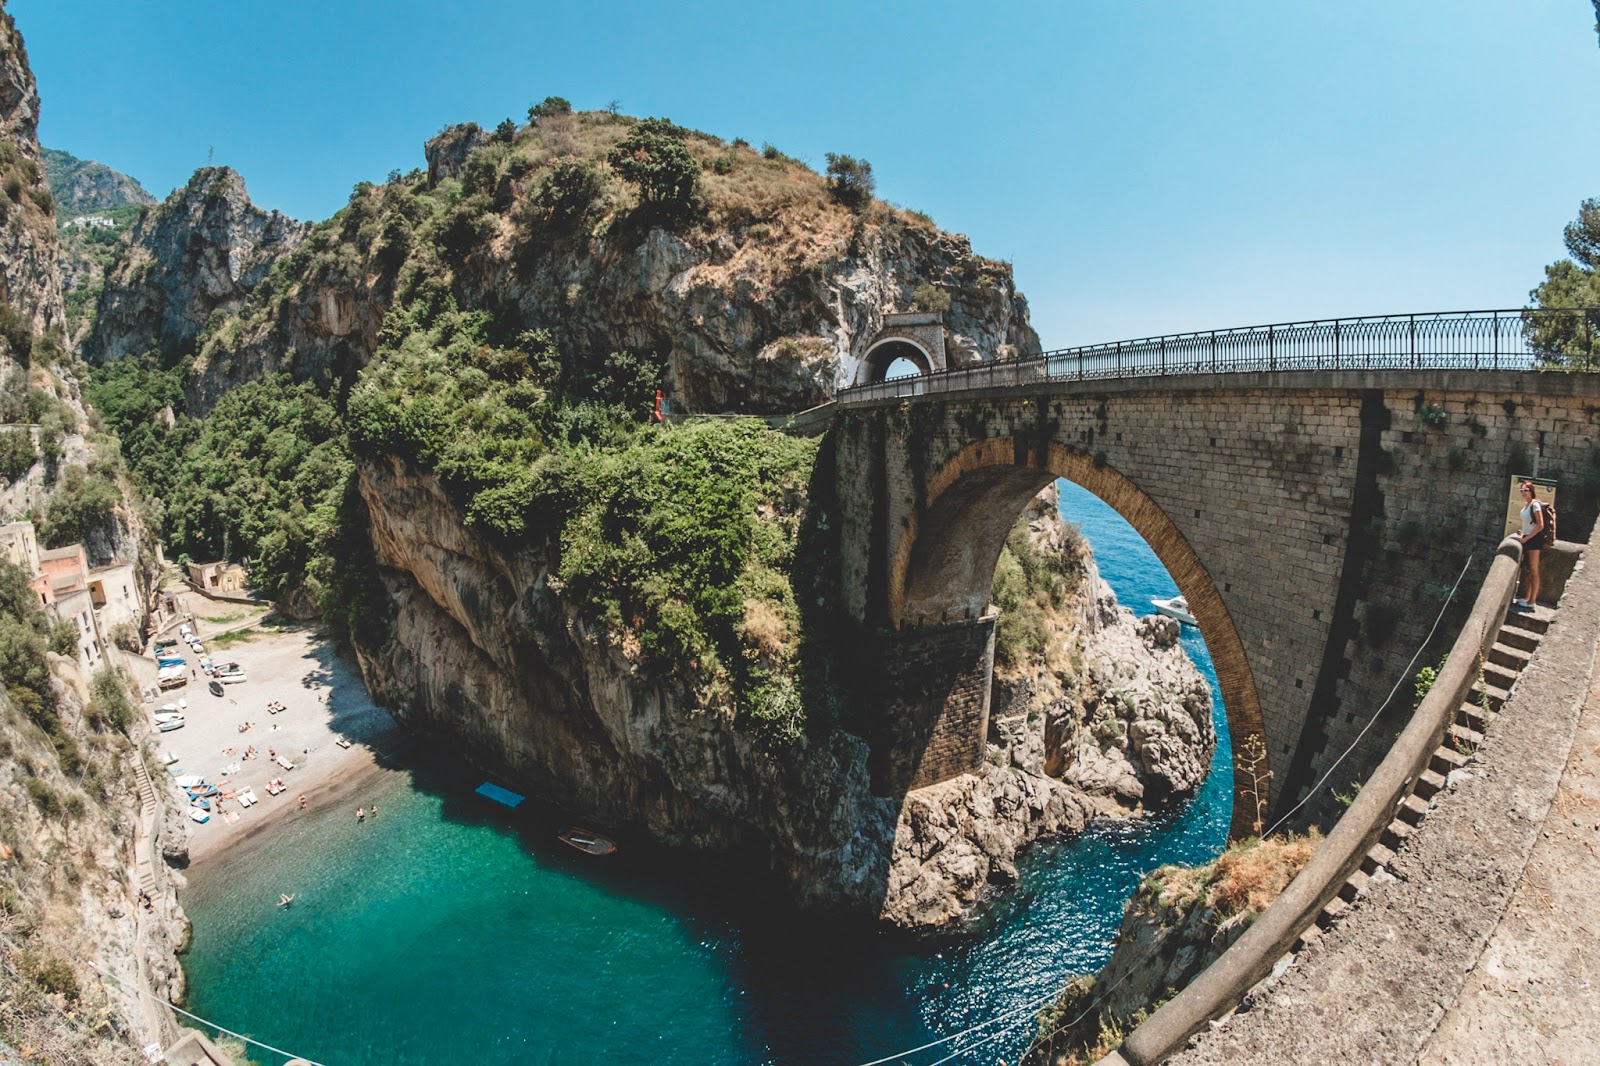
[1514,481,1546,610]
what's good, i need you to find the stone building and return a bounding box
[186,559,249,595]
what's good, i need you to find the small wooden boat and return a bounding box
[558,827,617,856]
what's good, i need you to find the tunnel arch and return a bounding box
[861,338,934,384]
[889,437,1268,838]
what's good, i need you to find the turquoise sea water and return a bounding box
[182,481,1232,1066]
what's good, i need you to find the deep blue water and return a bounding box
[182,481,1232,1066]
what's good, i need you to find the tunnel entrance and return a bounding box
[863,339,933,384]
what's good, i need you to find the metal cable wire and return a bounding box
[1259,552,1475,840]
[87,961,329,1066]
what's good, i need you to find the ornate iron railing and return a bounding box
[837,308,1600,404]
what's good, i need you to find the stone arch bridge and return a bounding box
[824,310,1600,836]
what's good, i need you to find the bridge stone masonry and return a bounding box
[825,354,1600,836]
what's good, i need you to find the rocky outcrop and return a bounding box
[887,559,1216,928]
[1022,833,1317,1066]
[355,458,1215,928]
[42,146,155,215]
[0,3,61,335]
[424,122,488,185]
[84,166,306,365]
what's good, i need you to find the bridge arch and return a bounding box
[890,437,1268,836]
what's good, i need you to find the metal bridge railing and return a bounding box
[837,308,1600,405]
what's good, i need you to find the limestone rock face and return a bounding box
[425,122,488,185]
[84,166,306,365]
[354,454,902,915]
[0,7,62,334]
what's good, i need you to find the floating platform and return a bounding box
[475,782,525,809]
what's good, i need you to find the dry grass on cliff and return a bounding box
[1149,830,1323,925]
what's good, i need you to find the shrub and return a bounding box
[824,152,875,212]
[910,282,951,315]
[528,95,573,123]
[89,667,134,730]
[0,427,35,482]
[531,157,607,230]
[48,620,77,657]
[0,300,33,364]
[18,950,78,1000]
[492,118,518,143]
[38,465,120,549]
[608,117,702,218]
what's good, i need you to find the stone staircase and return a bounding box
[1313,602,1554,930]
[130,751,161,902]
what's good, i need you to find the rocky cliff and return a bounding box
[84,166,305,366]
[88,114,1037,414]
[0,662,189,1064]
[0,9,178,1060]
[355,455,1214,928]
[43,146,157,341]
[0,3,60,335]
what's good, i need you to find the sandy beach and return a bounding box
[144,621,405,868]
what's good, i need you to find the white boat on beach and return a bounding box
[1151,595,1197,627]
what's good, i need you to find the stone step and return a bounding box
[1414,768,1448,802]
[1456,702,1491,733]
[1487,643,1532,672]
[1338,868,1370,903]
[1495,627,1540,654]
[1502,604,1555,635]
[1430,746,1470,777]
[1361,841,1397,876]
[1397,793,1432,826]
[1469,681,1510,713]
[1380,817,1414,852]
[1448,722,1485,751]
[1315,895,1348,934]
[1481,661,1520,692]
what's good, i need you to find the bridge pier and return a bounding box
[870,612,998,794]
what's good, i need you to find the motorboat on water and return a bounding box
[558,827,617,856]
[1151,595,1197,627]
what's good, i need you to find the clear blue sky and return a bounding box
[13,0,1599,345]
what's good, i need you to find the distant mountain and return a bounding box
[42,148,156,341]
[42,146,154,215]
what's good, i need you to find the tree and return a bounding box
[492,118,518,143]
[528,96,573,124]
[532,158,608,230]
[607,118,702,218]
[1528,197,1600,367]
[825,153,875,212]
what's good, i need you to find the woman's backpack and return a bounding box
[1540,501,1557,547]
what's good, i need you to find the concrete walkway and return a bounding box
[1416,648,1600,1064]
[1169,554,1600,1064]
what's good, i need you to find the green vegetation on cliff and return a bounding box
[347,292,818,732]
[87,357,350,602]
